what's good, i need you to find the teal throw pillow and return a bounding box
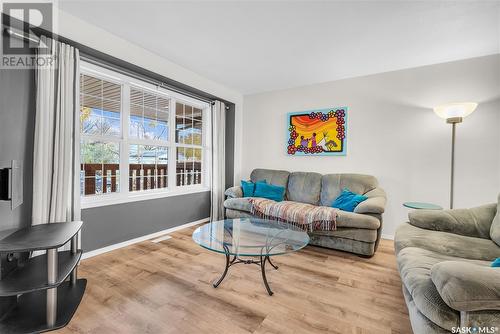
[492,258,500,267]
[241,180,266,197]
[331,188,368,212]
[241,180,255,197]
[254,182,285,202]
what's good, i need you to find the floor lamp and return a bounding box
[433,102,478,209]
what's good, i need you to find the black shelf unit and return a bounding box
[0,222,86,333]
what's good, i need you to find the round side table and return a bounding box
[403,202,443,210]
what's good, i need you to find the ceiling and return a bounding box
[59,1,500,95]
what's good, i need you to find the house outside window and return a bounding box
[79,62,211,208]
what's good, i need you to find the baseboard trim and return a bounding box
[81,217,210,260]
[381,234,394,240]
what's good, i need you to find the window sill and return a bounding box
[80,187,210,209]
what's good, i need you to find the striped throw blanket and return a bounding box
[249,198,338,232]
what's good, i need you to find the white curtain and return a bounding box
[210,101,226,221]
[32,36,80,227]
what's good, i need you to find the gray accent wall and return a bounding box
[81,191,210,252]
[0,67,35,231]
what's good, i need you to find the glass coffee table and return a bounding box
[192,218,309,295]
[403,202,443,210]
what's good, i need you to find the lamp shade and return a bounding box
[433,102,478,120]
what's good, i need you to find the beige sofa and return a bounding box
[395,195,500,333]
[224,168,387,257]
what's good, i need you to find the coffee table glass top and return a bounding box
[192,218,310,257]
[403,202,443,210]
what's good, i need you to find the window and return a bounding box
[175,102,203,187]
[79,62,210,208]
[128,86,170,192]
[80,74,121,196]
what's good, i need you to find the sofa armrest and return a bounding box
[354,188,386,214]
[431,261,500,312]
[408,204,496,238]
[225,186,243,198]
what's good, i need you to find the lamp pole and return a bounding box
[447,117,462,209]
[434,102,477,210]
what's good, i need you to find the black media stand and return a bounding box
[0,221,86,333]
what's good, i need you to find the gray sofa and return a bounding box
[395,195,500,333]
[224,168,387,257]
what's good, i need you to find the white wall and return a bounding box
[56,9,244,183]
[242,55,500,238]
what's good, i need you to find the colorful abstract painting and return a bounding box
[287,107,347,156]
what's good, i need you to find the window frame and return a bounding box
[80,61,211,209]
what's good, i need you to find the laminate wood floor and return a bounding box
[55,226,412,334]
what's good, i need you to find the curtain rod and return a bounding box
[5,27,40,44]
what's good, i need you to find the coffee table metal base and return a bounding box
[213,244,278,296]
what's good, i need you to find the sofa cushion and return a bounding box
[225,186,243,198]
[395,223,500,260]
[224,197,254,213]
[490,193,500,246]
[409,204,496,239]
[397,247,461,330]
[320,174,378,206]
[224,197,380,230]
[353,188,386,214]
[250,169,290,189]
[225,208,254,219]
[402,286,451,334]
[286,172,322,205]
[308,234,375,256]
[336,210,380,229]
[224,198,379,230]
[310,227,377,243]
[431,261,500,312]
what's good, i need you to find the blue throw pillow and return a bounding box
[241,180,255,197]
[254,182,285,202]
[241,180,266,197]
[492,258,500,267]
[331,188,368,212]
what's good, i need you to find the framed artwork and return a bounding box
[286,107,347,156]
